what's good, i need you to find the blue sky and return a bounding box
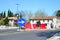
[0,0,60,16]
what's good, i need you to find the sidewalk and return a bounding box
[47,36,60,40]
[0,26,19,30]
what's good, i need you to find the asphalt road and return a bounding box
[0,29,60,40]
[0,29,18,33]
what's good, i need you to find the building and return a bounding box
[55,17,60,29]
[29,16,56,29]
[8,17,17,26]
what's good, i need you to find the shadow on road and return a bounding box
[36,30,60,38]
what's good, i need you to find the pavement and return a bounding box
[0,29,60,40]
[47,36,60,40]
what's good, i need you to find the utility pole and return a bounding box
[16,4,19,13]
[16,4,21,31]
[16,4,20,18]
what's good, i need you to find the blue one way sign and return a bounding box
[17,18,26,26]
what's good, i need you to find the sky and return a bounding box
[0,0,60,16]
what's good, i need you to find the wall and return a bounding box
[9,20,14,26]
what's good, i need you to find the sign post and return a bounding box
[17,18,26,31]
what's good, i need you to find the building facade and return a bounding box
[8,17,17,27]
[30,16,56,29]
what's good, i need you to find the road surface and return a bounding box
[0,29,60,40]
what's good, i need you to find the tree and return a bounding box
[0,13,2,19]
[20,11,26,18]
[28,11,33,20]
[20,13,23,18]
[0,12,3,19]
[34,10,46,17]
[21,11,28,19]
[20,11,33,20]
[3,11,6,18]
[8,9,13,17]
[3,17,9,25]
[8,10,10,17]
[15,11,33,20]
[56,10,60,17]
[14,11,25,18]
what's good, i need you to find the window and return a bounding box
[14,20,17,22]
[32,20,34,22]
[48,20,49,22]
[43,20,45,22]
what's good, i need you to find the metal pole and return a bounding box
[16,4,20,31]
[16,4,19,13]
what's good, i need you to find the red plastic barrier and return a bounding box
[25,23,46,29]
[33,24,37,29]
[40,24,46,29]
[25,23,32,29]
[32,24,46,29]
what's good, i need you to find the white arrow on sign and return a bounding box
[18,21,25,24]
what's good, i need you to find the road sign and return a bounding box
[17,18,26,26]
